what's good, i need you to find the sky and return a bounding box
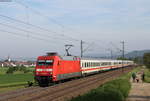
[0,0,150,60]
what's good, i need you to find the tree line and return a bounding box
[143,53,150,69]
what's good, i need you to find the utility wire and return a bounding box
[0,14,79,42]
[0,29,62,48]
[14,0,83,38]
[83,42,95,53]
[0,22,74,43]
[14,0,81,42]
[15,0,65,28]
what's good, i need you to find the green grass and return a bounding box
[70,67,141,101]
[0,70,34,93]
[0,73,34,85]
[71,78,131,101]
[0,67,8,74]
[144,68,150,83]
[0,67,34,74]
[0,67,34,88]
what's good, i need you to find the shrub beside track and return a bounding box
[71,67,140,101]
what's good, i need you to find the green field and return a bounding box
[144,68,150,83]
[0,73,34,85]
[0,67,35,93]
[0,67,8,74]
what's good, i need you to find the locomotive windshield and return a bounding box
[37,60,53,66]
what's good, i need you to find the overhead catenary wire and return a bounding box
[0,29,62,49]
[0,1,111,57]
[0,22,75,43]
[0,14,80,42]
[14,0,65,28]
[14,0,84,38]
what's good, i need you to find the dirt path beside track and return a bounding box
[126,71,150,101]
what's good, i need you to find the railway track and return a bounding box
[0,66,135,101]
[0,86,46,101]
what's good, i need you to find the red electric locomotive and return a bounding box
[35,52,134,86]
[35,53,81,86]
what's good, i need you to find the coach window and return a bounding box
[103,62,105,66]
[106,62,108,66]
[109,62,111,65]
[82,63,84,68]
[106,62,108,65]
[86,62,88,67]
[87,62,89,67]
[107,62,109,65]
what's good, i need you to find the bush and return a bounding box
[71,85,124,101]
[6,67,14,74]
[144,68,150,83]
[23,69,30,73]
[6,66,31,74]
[71,73,132,101]
[104,79,131,98]
[143,53,150,69]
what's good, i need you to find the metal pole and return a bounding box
[81,40,83,57]
[111,50,113,59]
[121,41,125,72]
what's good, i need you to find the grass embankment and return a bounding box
[0,67,34,93]
[144,68,150,83]
[71,67,141,101]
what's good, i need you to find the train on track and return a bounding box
[34,53,134,86]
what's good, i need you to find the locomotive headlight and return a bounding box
[36,69,52,72]
[46,69,52,71]
[36,69,43,71]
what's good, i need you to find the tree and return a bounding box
[143,53,150,69]
[117,57,128,60]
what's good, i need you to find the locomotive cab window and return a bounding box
[37,60,45,66]
[45,60,53,66]
[37,60,53,66]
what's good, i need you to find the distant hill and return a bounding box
[84,50,150,59]
[125,50,150,58]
